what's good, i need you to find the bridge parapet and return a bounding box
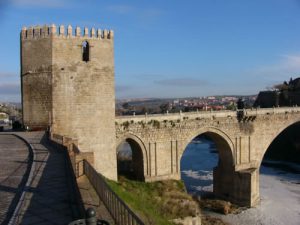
[115,106,300,124]
[116,110,236,124]
[243,106,300,116]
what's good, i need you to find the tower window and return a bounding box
[82,41,89,62]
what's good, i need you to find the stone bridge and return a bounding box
[115,107,300,206]
[20,25,300,208]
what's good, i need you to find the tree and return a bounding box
[273,83,288,91]
[122,102,130,109]
[159,103,170,113]
[141,107,148,114]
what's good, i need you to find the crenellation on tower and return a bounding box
[27,27,33,38]
[21,24,114,40]
[91,28,95,37]
[75,26,81,37]
[21,27,27,39]
[103,29,108,39]
[97,29,102,38]
[84,27,89,37]
[108,30,114,39]
[33,26,41,38]
[67,25,72,37]
[59,25,65,36]
[41,25,48,37]
[50,24,56,35]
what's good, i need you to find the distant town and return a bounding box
[0,95,256,127]
[2,75,300,124]
[116,95,257,116]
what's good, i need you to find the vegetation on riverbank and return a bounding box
[107,177,231,225]
[107,177,200,225]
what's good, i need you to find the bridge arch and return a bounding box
[179,126,235,199]
[258,118,300,165]
[116,134,148,181]
[181,126,235,167]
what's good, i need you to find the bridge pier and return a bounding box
[233,168,260,207]
[214,166,259,207]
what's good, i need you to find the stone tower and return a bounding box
[21,24,117,180]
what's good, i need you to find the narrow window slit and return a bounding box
[82,41,89,62]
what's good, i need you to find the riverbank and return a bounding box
[180,139,300,225]
[204,164,300,225]
[107,177,200,225]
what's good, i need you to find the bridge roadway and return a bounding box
[0,132,82,225]
[0,134,30,225]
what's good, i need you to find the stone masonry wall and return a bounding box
[21,25,117,180]
[115,107,300,206]
[21,28,52,129]
[52,26,116,179]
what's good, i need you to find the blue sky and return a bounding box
[1,0,300,102]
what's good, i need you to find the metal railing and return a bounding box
[83,160,145,225]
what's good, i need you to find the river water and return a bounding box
[181,137,300,225]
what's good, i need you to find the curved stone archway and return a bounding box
[180,126,236,200]
[115,108,300,206]
[258,120,300,165]
[116,134,148,181]
[181,126,235,166]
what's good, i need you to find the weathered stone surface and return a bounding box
[21,25,117,180]
[115,107,300,206]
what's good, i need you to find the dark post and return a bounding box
[86,208,97,225]
[237,98,245,121]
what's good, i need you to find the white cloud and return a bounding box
[106,4,135,14]
[12,0,65,8]
[116,85,133,92]
[0,72,16,78]
[154,78,209,87]
[139,8,164,21]
[106,4,164,23]
[0,82,20,95]
[255,54,300,79]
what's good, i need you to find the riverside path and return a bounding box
[0,132,82,225]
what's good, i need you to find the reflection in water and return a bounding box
[181,137,218,196]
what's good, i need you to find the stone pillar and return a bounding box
[232,168,260,207]
[214,166,260,207]
[213,165,235,201]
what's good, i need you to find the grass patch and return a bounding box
[106,177,200,225]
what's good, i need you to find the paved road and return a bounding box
[0,134,31,225]
[77,175,115,225]
[12,132,82,225]
[0,132,81,225]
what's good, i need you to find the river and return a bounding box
[181,137,300,225]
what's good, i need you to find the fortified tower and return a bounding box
[21,24,117,180]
